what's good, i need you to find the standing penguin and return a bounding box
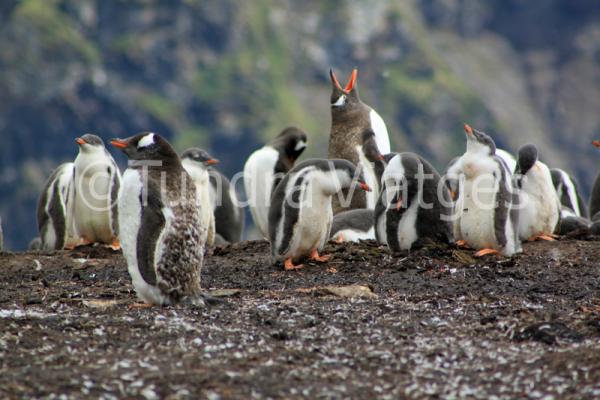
[375,152,453,252]
[453,124,521,257]
[111,132,206,306]
[181,148,217,247]
[37,162,79,250]
[181,148,244,244]
[244,127,307,238]
[269,159,371,270]
[72,134,121,248]
[550,168,587,218]
[515,144,561,241]
[588,141,600,220]
[328,69,391,213]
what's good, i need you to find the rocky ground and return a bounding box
[1,235,600,399]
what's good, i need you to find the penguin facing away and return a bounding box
[37,162,79,250]
[588,141,600,218]
[244,127,307,238]
[375,152,454,252]
[550,168,588,218]
[181,148,244,243]
[72,134,121,248]
[181,148,217,247]
[453,124,521,257]
[514,144,561,241]
[111,132,206,306]
[268,158,371,270]
[329,209,375,243]
[328,68,390,213]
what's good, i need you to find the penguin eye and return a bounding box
[332,95,347,107]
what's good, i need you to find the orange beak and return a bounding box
[110,139,128,149]
[206,158,219,165]
[359,182,371,192]
[75,137,86,145]
[464,123,474,136]
[376,154,385,161]
[592,141,600,148]
[345,68,358,92]
[450,190,457,201]
[330,69,344,92]
[395,198,403,211]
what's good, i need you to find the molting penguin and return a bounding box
[328,69,390,213]
[181,148,217,247]
[550,168,587,218]
[181,148,244,244]
[588,141,600,218]
[329,209,375,243]
[37,162,79,250]
[72,134,121,248]
[453,124,521,257]
[515,144,561,241]
[111,132,206,306]
[244,127,307,238]
[268,159,370,270]
[375,152,453,252]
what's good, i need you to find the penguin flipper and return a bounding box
[137,184,166,286]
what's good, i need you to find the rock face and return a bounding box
[0,0,598,249]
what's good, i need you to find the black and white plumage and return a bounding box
[268,158,370,270]
[550,168,588,219]
[375,152,453,252]
[72,134,121,247]
[329,209,375,242]
[515,144,561,241]
[37,162,78,250]
[244,127,307,238]
[329,69,390,213]
[181,148,244,244]
[112,132,206,305]
[452,124,521,257]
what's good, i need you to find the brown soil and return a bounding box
[1,235,600,399]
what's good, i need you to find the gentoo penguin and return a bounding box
[244,127,307,238]
[515,144,561,241]
[329,209,375,243]
[28,237,42,251]
[328,68,390,213]
[375,152,453,252]
[453,124,521,257]
[181,148,244,243]
[588,141,600,218]
[550,168,588,218]
[268,159,371,270]
[72,134,121,248]
[111,132,206,306]
[37,162,78,250]
[496,149,517,175]
[181,148,217,247]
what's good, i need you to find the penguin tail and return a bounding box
[181,292,226,308]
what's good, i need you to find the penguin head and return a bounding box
[270,127,308,163]
[75,134,105,154]
[330,68,361,109]
[110,132,179,163]
[515,144,538,176]
[593,141,600,149]
[180,148,219,170]
[464,124,496,156]
[361,128,385,163]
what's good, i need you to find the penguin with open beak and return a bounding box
[111,132,206,306]
[328,68,391,213]
[268,159,371,270]
[72,134,121,249]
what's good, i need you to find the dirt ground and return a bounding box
[1,234,600,399]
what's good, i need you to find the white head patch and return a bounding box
[294,140,307,152]
[137,133,156,149]
[332,94,347,107]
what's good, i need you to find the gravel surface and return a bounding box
[1,237,600,399]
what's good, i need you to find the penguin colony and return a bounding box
[8,67,598,306]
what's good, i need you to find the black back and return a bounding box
[551,168,588,218]
[330,209,374,237]
[210,171,244,243]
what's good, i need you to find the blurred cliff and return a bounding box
[0,0,598,249]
